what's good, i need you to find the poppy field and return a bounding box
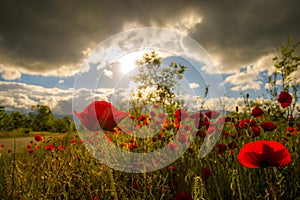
[0,90,299,200]
[1,44,300,199]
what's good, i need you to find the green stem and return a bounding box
[108,169,118,200]
[208,161,223,200]
[11,136,16,198]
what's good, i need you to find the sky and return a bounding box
[0,0,299,115]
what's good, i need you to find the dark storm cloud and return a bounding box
[0,0,299,76]
[190,0,300,71]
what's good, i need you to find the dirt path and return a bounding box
[0,137,41,150]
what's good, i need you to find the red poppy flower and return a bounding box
[277,91,292,108]
[238,118,257,129]
[288,115,294,121]
[228,141,238,149]
[36,145,41,149]
[158,132,165,140]
[178,133,188,144]
[260,121,277,132]
[225,116,232,122]
[45,144,55,151]
[205,111,220,119]
[175,192,191,200]
[69,139,77,144]
[168,143,178,151]
[217,144,227,154]
[7,149,12,153]
[238,140,291,168]
[0,144,5,148]
[174,109,189,119]
[169,165,176,171]
[137,114,147,121]
[190,112,206,129]
[201,167,213,180]
[28,148,34,153]
[27,144,32,149]
[34,134,43,142]
[251,106,264,118]
[251,126,261,137]
[188,147,194,153]
[57,145,66,151]
[74,101,129,132]
[196,130,206,138]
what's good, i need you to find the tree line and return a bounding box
[0,105,75,133]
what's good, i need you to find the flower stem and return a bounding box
[208,161,223,200]
[108,169,118,200]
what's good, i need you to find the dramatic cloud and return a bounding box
[0,1,299,79]
[0,1,299,115]
[0,82,73,115]
[189,82,200,89]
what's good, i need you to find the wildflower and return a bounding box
[188,147,194,153]
[217,144,227,154]
[28,148,34,153]
[238,118,257,129]
[201,167,213,180]
[34,134,43,142]
[27,144,32,149]
[205,111,220,119]
[277,91,292,108]
[260,121,277,132]
[196,130,206,138]
[174,109,188,119]
[178,133,188,144]
[288,115,294,121]
[168,143,178,151]
[251,106,264,118]
[7,149,12,153]
[137,114,147,121]
[69,139,77,144]
[286,127,297,135]
[228,141,238,149]
[238,140,291,168]
[57,145,66,151]
[35,145,41,149]
[74,101,129,132]
[45,144,55,151]
[158,132,165,140]
[251,126,261,137]
[169,165,176,171]
[0,144,5,148]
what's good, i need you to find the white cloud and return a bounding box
[103,69,113,79]
[231,81,262,91]
[166,12,203,35]
[224,65,258,85]
[0,82,74,115]
[189,82,200,89]
[58,79,65,84]
[0,65,22,80]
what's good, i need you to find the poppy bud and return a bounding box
[235,106,239,112]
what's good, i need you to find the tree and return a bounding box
[54,116,74,133]
[9,111,26,130]
[267,37,300,101]
[130,51,188,115]
[29,105,55,132]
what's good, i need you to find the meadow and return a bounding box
[1,44,299,199]
[0,92,299,200]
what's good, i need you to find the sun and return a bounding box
[118,51,146,74]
